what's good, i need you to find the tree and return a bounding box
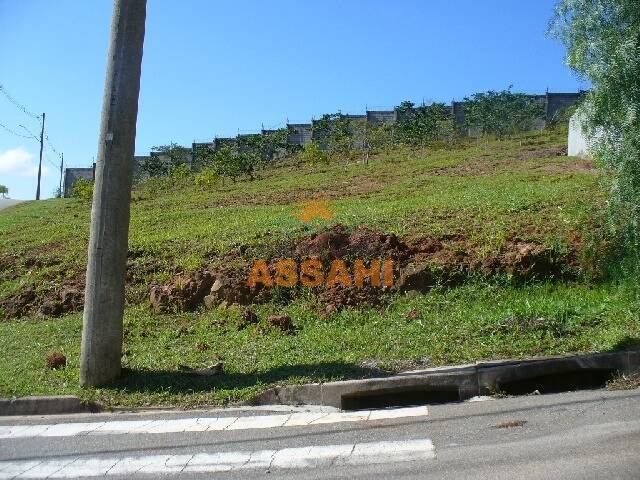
[550,0,640,241]
[299,141,328,166]
[260,128,290,161]
[0,185,7,198]
[191,143,216,171]
[313,113,355,159]
[142,143,191,177]
[210,145,259,181]
[365,122,393,155]
[463,88,545,138]
[394,101,452,145]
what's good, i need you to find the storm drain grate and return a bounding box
[497,368,617,396]
[341,387,460,410]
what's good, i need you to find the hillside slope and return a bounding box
[1,128,638,408]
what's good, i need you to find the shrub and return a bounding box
[142,143,191,177]
[551,0,640,265]
[261,128,291,160]
[167,163,191,180]
[313,114,359,160]
[210,146,259,181]
[394,101,453,145]
[71,178,93,201]
[463,88,545,138]
[194,167,222,189]
[299,141,328,166]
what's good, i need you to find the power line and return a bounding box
[0,121,60,166]
[45,134,62,158]
[0,121,33,139]
[0,84,64,156]
[1,84,65,199]
[42,149,59,169]
[0,84,42,121]
[17,123,40,141]
[20,125,65,163]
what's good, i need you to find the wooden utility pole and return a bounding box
[58,153,64,197]
[80,0,146,387]
[35,113,45,200]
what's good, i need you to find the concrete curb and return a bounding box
[249,350,640,409]
[3,350,637,415]
[0,396,100,416]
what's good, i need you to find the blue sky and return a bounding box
[0,0,586,200]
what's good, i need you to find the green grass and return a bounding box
[1,281,638,408]
[1,127,637,408]
[0,129,600,299]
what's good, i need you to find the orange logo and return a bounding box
[292,199,334,223]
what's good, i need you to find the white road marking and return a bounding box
[0,439,435,478]
[0,406,428,439]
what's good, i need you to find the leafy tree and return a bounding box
[463,88,545,138]
[0,185,7,198]
[394,101,452,145]
[142,143,191,177]
[210,145,259,181]
[550,0,640,245]
[237,134,262,154]
[329,115,355,158]
[194,166,222,189]
[191,143,216,171]
[167,163,191,180]
[365,123,393,154]
[299,141,328,166]
[435,115,457,146]
[260,128,291,161]
[313,113,356,159]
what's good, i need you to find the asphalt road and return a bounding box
[1,389,639,479]
[0,199,23,211]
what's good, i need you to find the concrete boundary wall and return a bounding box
[64,156,149,196]
[287,123,313,147]
[63,166,95,197]
[568,111,603,158]
[195,91,584,155]
[65,91,585,185]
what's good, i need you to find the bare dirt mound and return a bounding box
[0,287,37,319]
[0,279,85,321]
[38,284,84,317]
[319,284,384,313]
[149,265,271,314]
[0,225,578,320]
[146,225,577,314]
[397,236,574,292]
[517,145,567,159]
[293,225,411,264]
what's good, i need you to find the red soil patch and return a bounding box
[146,224,578,314]
[266,314,296,335]
[45,352,67,370]
[0,287,37,319]
[1,225,580,320]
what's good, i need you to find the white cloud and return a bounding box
[0,147,47,177]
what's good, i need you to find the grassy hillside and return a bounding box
[1,127,638,408]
